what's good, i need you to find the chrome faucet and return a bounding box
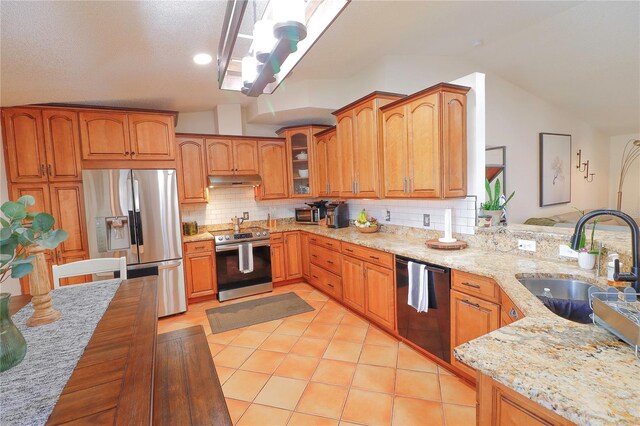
[570,209,639,292]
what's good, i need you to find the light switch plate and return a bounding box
[385,210,391,222]
[243,212,249,220]
[558,244,579,259]
[423,214,430,227]
[518,239,536,252]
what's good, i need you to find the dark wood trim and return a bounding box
[176,132,285,141]
[313,126,337,137]
[331,91,406,116]
[380,83,470,112]
[12,104,179,124]
[275,124,332,135]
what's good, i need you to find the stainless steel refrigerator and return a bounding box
[82,169,186,317]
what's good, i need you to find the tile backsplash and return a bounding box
[181,187,477,234]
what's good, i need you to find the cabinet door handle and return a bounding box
[403,177,407,192]
[355,180,358,194]
[57,250,62,263]
[312,274,319,279]
[409,177,413,193]
[311,254,318,258]
[462,299,481,309]
[47,164,53,176]
[327,283,334,288]
[124,151,130,156]
[461,282,481,289]
[509,307,519,319]
[40,164,46,176]
[131,151,136,156]
[369,255,379,260]
[194,245,206,250]
[344,248,353,253]
[326,260,334,265]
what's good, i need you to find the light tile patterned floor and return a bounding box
[158,283,476,426]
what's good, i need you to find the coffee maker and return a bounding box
[326,202,349,228]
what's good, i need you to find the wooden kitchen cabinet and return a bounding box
[500,290,525,327]
[313,126,340,197]
[332,92,403,198]
[184,241,216,302]
[270,232,301,282]
[205,137,259,176]
[2,107,82,183]
[128,113,176,161]
[176,136,208,204]
[270,240,286,283]
[364,262,395,330]
[257,140,289,200]
[341,255,366,313]
[300,232,311,281]
[381,83,469,198]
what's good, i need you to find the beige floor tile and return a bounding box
[359,344,398,368]
[392,396,444,426]
[437,365,454,376]
[290,337,330,358]
[351,364,396,394]
[338,422,361,426]
[443,403,475,426]
[288,309,319,323]
[306,291,330,302]
[157,321,193,334]
[342,388,393,425]
[274,320,309,336]
[340,312,369,329]
[225,398,250,424]
[333,324,368,343]
[214,346,255,369]
[229,330,271,349]
[395,369,441,401]
[237,403,291,426]
[292,283,315,292]
[274,354,320,380]
[248,319,284,333]
[296,382,349,419]
[439,376,476,406]
[259,334,299,353]
[397,343,438,373]
[222,370,270,402]
[311,359,357,387]
[215,366,236,385]
[314,310,345,325]
[363,327,399,348]
[304,322,339,339]
[240,350,286,374]
[287,412,339,426]
[322,340,363,363]
[207,328,242,345]
[209,342,226,358]
[254,376,308,410]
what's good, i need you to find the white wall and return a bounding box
[0,125,23,295]
[609,133,640,218]
[175,110,217,134]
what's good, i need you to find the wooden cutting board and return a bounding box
[426,239,468,250]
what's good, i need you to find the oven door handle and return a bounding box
[215,240,271,252]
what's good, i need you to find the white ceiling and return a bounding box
[1,1,638,135]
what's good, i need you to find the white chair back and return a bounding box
[52,257,127,289]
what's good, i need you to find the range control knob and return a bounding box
[216,236,223,242]
[225,235,231,240]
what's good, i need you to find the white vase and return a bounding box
[578,252,596,270]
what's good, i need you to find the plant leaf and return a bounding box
[10,262,33,279]
[17,195,35,207]
[0,217,9,227]
[0,227,12,242]
[8,255,35,265]
[1,201,27,221]
[38,229,68,249]
[484,179,492,206]
[0,239,18,256]
[17,229,35,246]
[495,179,501,207]
[32,212,55,232]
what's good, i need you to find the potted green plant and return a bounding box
[0,195,68,372]
[479,179,515,226]
[578,217,601,270]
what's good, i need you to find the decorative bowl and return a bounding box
[299,169,309,178]
[296,152,308,160]
[356,224,380,233]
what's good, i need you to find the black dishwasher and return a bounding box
[396,256,451,363]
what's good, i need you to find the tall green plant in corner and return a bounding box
[0,195,68,283]
[481,178,515,211]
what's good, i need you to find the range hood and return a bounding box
[208,175,262,188]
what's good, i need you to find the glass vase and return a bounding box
[0,292,27,372]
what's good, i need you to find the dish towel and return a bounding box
[408,261,429,312]
[238,242,254,274]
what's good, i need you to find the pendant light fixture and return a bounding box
[253,19,277,63]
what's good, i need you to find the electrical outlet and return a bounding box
[423,214,430,227]
[242,212,249,220]
[518,239,536,252]
[385,210,391,222]
[559,244,579,259]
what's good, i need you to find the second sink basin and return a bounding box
[517,277,596,324]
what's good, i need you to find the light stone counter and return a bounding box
[269,223,640,426]
[182,231,215,243]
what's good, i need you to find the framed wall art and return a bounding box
[539,133,571,207]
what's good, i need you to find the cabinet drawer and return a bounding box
[310,263,343,300]
[341,242,394,269]
[308,234,339,250]
[270,233,284,243]
[184,240,214,253]
[452,270,499,303]
[309,244,342,276]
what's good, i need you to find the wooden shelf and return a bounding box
[291,147,308,151]
[292,159,309,163]
[293,176,310,180]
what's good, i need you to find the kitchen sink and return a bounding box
[517,277,596,324]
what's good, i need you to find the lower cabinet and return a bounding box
[184,241,216,302]
[309,263,343,300]
[341,255,366,312]
[271,232,302,283]
[300,232,311,281]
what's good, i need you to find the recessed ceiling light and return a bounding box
[193,53,213,65]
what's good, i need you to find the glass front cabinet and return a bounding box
[277,125,330,198]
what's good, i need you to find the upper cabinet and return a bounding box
[205,137,259,176]
[257,140,289,200]
[332,92,404,198]
[381,83,469,199]
[276,125,329,198]
[79,110,176,161]
[313,127,340,198]
[176,136,208,204]
[2,107,82,183]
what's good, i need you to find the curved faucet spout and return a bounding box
[570,209,639,292]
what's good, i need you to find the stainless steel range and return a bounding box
[214,227,272,302]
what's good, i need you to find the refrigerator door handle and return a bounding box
[158,260,182,270]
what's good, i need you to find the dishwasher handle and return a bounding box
[396,258,447,274]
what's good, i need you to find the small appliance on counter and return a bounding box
[182,221,198,236]
[295,200,328,224]
[326,202,349,228]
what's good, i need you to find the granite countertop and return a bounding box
[269,223,640,426]
[182,231,215,243]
